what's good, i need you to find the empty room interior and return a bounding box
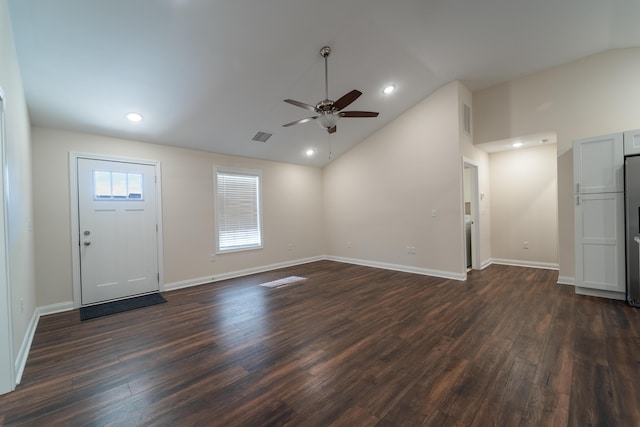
[1,0,640,425]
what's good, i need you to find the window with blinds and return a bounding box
[214,167,262,252]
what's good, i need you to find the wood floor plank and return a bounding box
[519,384,570,427]
[0,262,638,426]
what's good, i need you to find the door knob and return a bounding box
[83,240,91,246]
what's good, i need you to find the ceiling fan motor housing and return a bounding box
[316,99,335,113]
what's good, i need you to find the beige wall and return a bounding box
[474,48,640,280]
[489,143,558,266]
[0,0,36,368]
[31,128,324,306]
[323,81,490,277]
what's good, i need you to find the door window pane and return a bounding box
[112,172,128,198]
[94,171,112,199]
[93,170,144,201]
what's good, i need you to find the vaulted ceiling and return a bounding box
[8,0,640,166]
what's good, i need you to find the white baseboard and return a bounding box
[14,301,74,385]
[325,255,467,281]
[575,286,626,301]
[480,259,493,270]
[487,258,559,270]
[164,256,325,292]
[557,276,575,286]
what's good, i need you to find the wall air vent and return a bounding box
[252,131,272,143]
[463,104,471,135]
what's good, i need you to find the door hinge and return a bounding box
[157,273,160,282]
[156,224,158,232]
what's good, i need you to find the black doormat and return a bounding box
[80,293,167,321]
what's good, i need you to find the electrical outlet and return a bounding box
[431,209,437,218]
[287,243,293,251]
[347,241,351,248]
[523,241,529,249]
[210,253,216,262]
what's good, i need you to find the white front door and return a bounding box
[78,158,159,305]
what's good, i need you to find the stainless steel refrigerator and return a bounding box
[625,155,640,306]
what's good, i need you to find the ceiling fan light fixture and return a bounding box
[317,112,339,130]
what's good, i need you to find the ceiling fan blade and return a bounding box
[282,116,317,127]
[340,111,379,118]
[333,90,362,111]
[284,99,317,112]
[328,126,337,134]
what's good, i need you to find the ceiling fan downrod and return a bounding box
[320,46,331,101]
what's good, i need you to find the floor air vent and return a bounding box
[252,131,272,143]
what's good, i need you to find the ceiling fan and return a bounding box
[283,46,379,134]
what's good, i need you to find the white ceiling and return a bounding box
[8,0,640,167]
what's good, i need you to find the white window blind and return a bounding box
[215,168,262,252]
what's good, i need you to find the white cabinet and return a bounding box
[573,133,623,194]
[624,129,640,156]
[574,192,625,293]
[573,133,625,295]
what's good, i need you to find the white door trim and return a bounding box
[0,86,15,394]
[69,152,164,308]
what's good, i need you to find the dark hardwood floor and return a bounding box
[1,261,639,426]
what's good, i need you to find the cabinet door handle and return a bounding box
[576,196,580,206]
[576,183,580,193]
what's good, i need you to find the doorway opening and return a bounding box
[463,159,480,271]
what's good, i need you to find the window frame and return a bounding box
[214,166,263,254]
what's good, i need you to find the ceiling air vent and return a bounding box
[252,131,272,143]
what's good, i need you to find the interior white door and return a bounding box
[78,158,159,305]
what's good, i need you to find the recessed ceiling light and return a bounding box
[512,142,524,148]
[126,112,143,122]
[383,84,395,95]
[306,149,315,156]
